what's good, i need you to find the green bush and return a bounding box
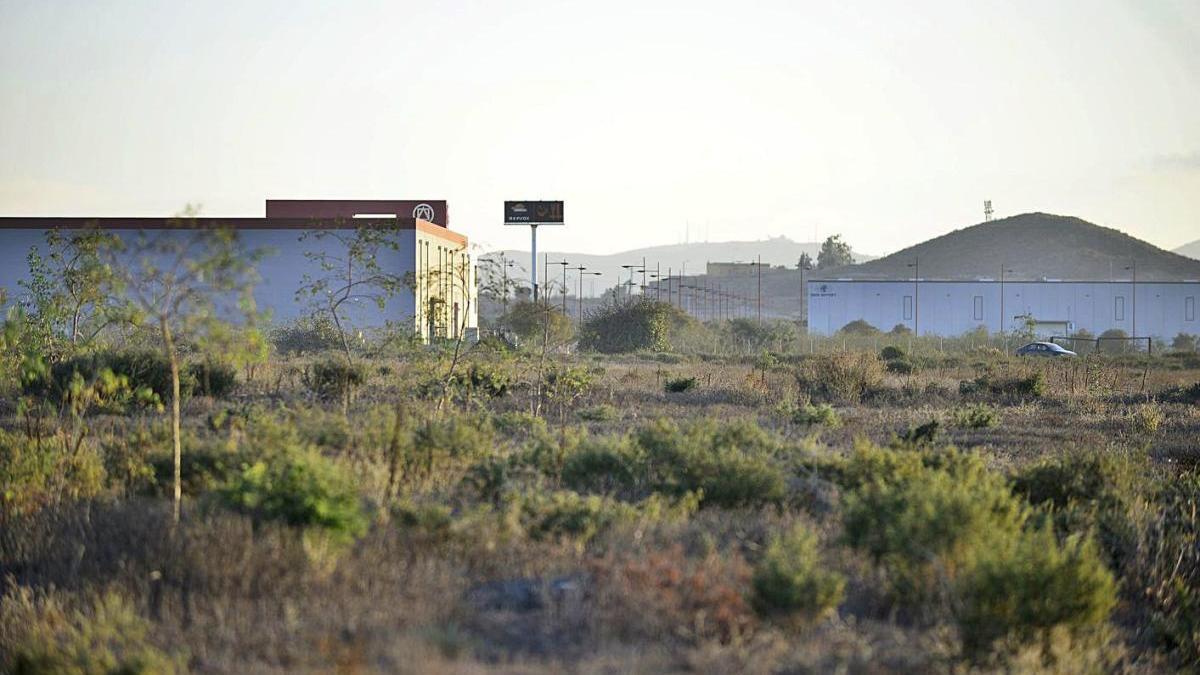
[791,402,841,428]
[0,429,106,519]
[577,404,619,422]
[1136,471,1200,666]
[218,446,368,544]
[795,351,885,404]
[513,489,698,544]
[841,444,1027,608]
[952,404,999,429]
[839,319,880,336]
[885,358,914,374]
[751,525,845,623]
[664,376,698,393]
[880,345,906,361]
[23,349,181,405]
[562,438,639,495]
[960,371,1045,399]
[956,526,1116,664]
[188,360,237,398]
[635,418,787,508]
[302,358,367,402]
[579,299,683,354]
[502,301,574,347]
[1010,449,1141,570]
[2,590,182,675]
[270,315,343,355]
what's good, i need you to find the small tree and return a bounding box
[797,252,813,271]
[102,209,264,522]
[817,235,854,270]
[1172,333,1197,353]
[297,221,411,367]
[19,228,119,358]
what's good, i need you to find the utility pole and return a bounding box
[756,254,762,323]
[908,257,920,335]
[555,260,570,314]
[1126,260,1137,345]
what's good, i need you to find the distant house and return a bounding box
[807,278,1198,339]
[0,199,477,342]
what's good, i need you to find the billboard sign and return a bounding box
[504,201,564,225]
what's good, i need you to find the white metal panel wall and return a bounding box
[808,280,1200,338]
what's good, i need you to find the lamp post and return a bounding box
[553,260,569,314]
[576,268,601,329]
[907,257,920,335]
[798,257,811,326]
[1125,261,1137,346]
[999,266,1013,351]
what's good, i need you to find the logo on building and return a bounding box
[412,203,436,222]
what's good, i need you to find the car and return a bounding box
[1015,341,1077,357]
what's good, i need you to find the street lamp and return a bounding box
[553,260,570,314]
[1125,261,1137,346]
[576,268,601,329]
[907,257,920,335]
[999,266,1013,351]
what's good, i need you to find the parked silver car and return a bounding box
[1015,341,1077,357]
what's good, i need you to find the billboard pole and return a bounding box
[531,224,538,303]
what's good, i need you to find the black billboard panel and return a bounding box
[504,201,564,225]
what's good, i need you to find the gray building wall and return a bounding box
[0,228,417,328]
[807,279,1200,338]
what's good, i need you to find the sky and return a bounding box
[2,0,1198,258]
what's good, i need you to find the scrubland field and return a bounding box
[2,305,1200,674]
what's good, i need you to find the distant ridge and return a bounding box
[1175,239,1200,261]
[824,213,1200,282]
[484,236,875,291]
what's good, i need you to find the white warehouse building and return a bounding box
[807,279,1200,339]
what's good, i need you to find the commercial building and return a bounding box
[0,199,476,342]
[807,278,1199,339]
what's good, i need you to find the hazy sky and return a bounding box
[2,0,1198,257]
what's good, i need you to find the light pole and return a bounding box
[576,268,601,329]
[907,257,920,335]
[999,266,1013,351]
[554,260,570,314]
[1125,261,1137,346]
[798,257,811,327]
[501,256,519,317]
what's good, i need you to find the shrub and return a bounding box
[795,351,885,404]
[960,371,1045,400]
[634,418,787,508]
[839,319,880,336]
[952,404,999,429]
[188,360,237,398]
[751,525,845,624]
[885,358,914,374]
[1010,449,1141,571]
[880,345,906,361]
[841,444,1027,609]
[1098,328,1131,354]
[1172,333,1197,353]
[577,404,619,422]
[218,446,368,544]
[579,299,684,353]
[791,402,841,428]
[302,358,367,402]
[0,429,107,519]
[1130,402,1164,435]
[503,301,574,347]
[562,439,639,495]
[889,323,913,335]
[1,590,182,675]
[271,314,343,355]
[956,526,1116,664]
[664,376,698,393]
[1135,471,1200,665]
[515,490,634,543]
[23,349,182,405]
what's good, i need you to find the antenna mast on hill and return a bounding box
[984,200,994,222]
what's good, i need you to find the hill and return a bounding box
[1175,239,1200,260]
[483,236,875,293]
[825,213,1200,282]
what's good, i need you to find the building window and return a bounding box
[1115,296,1125,321]
[903,295,913,321]
[1187,296,1195,322]
[973,296,983,321]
